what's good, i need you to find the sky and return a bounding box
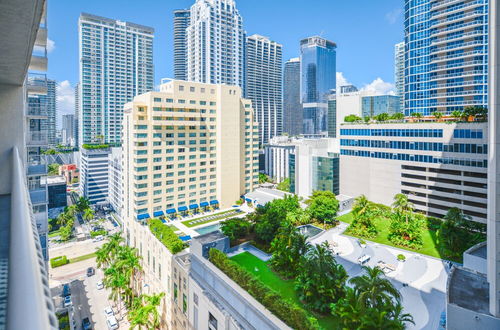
[47,0,404,126]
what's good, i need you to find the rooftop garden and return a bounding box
[209,192,415,329]
[339,194,486,262]
[82,143,110,150]
[181,209,242,228]
[342,106,488,125]
[148,218,187,254]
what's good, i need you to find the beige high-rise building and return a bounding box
[122,79,259,223]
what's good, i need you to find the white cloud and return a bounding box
[360,78,396,95]
[47,38,55,53]
[336,72,351,90]
[385,8,402,25]
[56,80,75,127]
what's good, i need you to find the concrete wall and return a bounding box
[0,84,25,195]
[447,303,500,330]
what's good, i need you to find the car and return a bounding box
[82,317,92,330]
[97,281,104,290]
[104,306,114,318]
[62,284,71,297]
[106,316,119,330]
[87,267,95,277]
[358,254,371,265]
[93,235,104,243]
[63,295,72,308]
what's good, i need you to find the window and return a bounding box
[209,313,218,330]
[183,294,187,314]
[174,283,178,302]
[154,97,162,102]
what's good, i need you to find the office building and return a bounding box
[404,0,489,116]
[59,164,79,185]
[300,36,336,135]
[394,42,404,110]
[74,82,80,147]
[44,176,67,210]
[283,58,302,136]
[340,121,488,223]
[61,114,74,146]
[361,95,401,118]
[79,146,110,205]
[0,0,57,327]
[340,85,358,94]
[264,136,298,182]
[173,9,190,81]
[186,0,244,87]
[328,94,337,137]
[122,79,259,221]
[109,147,123,220]
[78,13,154,145]
[446,2,500,328]
[289,138,340,198]
[245,34,283,145]
[45,79,56,146]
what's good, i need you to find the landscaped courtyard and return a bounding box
[230,252,337,329]
[181,209,243,228]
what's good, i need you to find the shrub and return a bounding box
[82,144,109,150]
[90,229,107,238]
[388,213,424,249]
[50,256,69,268]
[209,248,320,330]
[359,239,366,245]
[220,217,252,243]
[148,219,187,254]
[397,254,406,261]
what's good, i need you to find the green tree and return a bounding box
[390,112,404,120]
[83,208,94,222]
[388,212,424,248]
[76,197,91,213]
[103,265,128,317]
[375,112,390,122]
[296,242,347,313]
[410,112,422,119]
[349,195,379,237]
[270,222,310,278]
[276,178,290,192]
[391,193,414,224]
[306,191,339,224]
[258,173,270,184]
[96,233,124,268]
[59,225,72,241]
[48,163,60,175]
[431,111,443,120]
[344,114,362,122]
[254,195,301,244]
[129,292,165,329]
[220,217,252,243]
[451,110,462,120]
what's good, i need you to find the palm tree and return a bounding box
[392,193,414,224]
[349,266,401,309]
[451,110,462,120]
[104,265,129,317]
[390,112,404,120]
[76,197,90,213]
[352,195,371,218]
[96,233,124,268]
[129,293,165,329]
[83,208,94,222]
[431,111,443,121]
[410,112,422,120]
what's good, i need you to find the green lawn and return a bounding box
[181,209,241,228]
[230,252,337,329]
[69,252,96,264]
[337,213,354,224]
[48,230,61,238]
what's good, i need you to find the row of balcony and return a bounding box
[430,0,484,20]
[431,30,485,46]
[430,50,486,63]
[429,60,486,72]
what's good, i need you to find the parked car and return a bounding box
[62,284,71,297]
[358,254,371,265]
[104,306,114,318]
[93,235,104,243]
[87,267,95,277]
[97,281,104,290]
[63,295,72,308]
[82,317,92,330]
[106,316,119,330]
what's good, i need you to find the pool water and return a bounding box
[195,223,221,235]
[297,224,324,239]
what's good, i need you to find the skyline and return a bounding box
[48,0,404,121]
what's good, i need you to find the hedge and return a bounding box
[82,144,109,150]
[148,219,186,254]
[90,229,107,238]
[209,248,320,330]
[50,255,69,268]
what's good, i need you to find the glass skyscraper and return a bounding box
[78,13,154,145]
[283,58,302,136]
[404,0,489,116]
[394,41,405,110]
[173,9,190,81]
[361,95,402,118]
[300,36,336,135]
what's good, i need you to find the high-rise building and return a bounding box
[186,0,244,87]
[404,0,488,116]
[340,85,358,94]
[245,34,283,146]
[79,146,110,205]
[300,36,336,135]
[45,79,56,146]
[122,79,259,221]
[74,82,80,148]
[61,114,74,146]
[173,9,190,81]
[78,13,154,146]
[361,95,401,118]
[0,0,57,327]
[394,42,405,110]
[283,58,302,136]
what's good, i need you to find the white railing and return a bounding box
[8,147,57,330]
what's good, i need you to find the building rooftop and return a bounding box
[245,188,289,206]
[42,176,66,185]
[469,243,487,259]
[191,231,226,245]
[448,267,490,315]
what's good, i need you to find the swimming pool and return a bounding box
[194,223,221,235]
[297,224,324,239]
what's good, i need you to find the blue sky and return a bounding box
[48,0,404,123]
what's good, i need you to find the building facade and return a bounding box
[122,79,259,221]
[264,136,297,183]
[74,82,80,147]
[404,0,489,116]
[174,9,190,81]
[245,35,283,146]
[394,41,404,110]
[109,147,123,220]
[61,114,74,146]
[79,146,110,205]
[44,176,67,210]
[283,58,302,136]
[361,95,401,118]
[59,164,79,185]
[78,13,154,145]
[300,36,336,135]
[340,122,488,223]
[186,0,244,88]
[45,79,56,146]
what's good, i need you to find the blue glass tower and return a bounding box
[300,36,336,135]
[404,0,489,116]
